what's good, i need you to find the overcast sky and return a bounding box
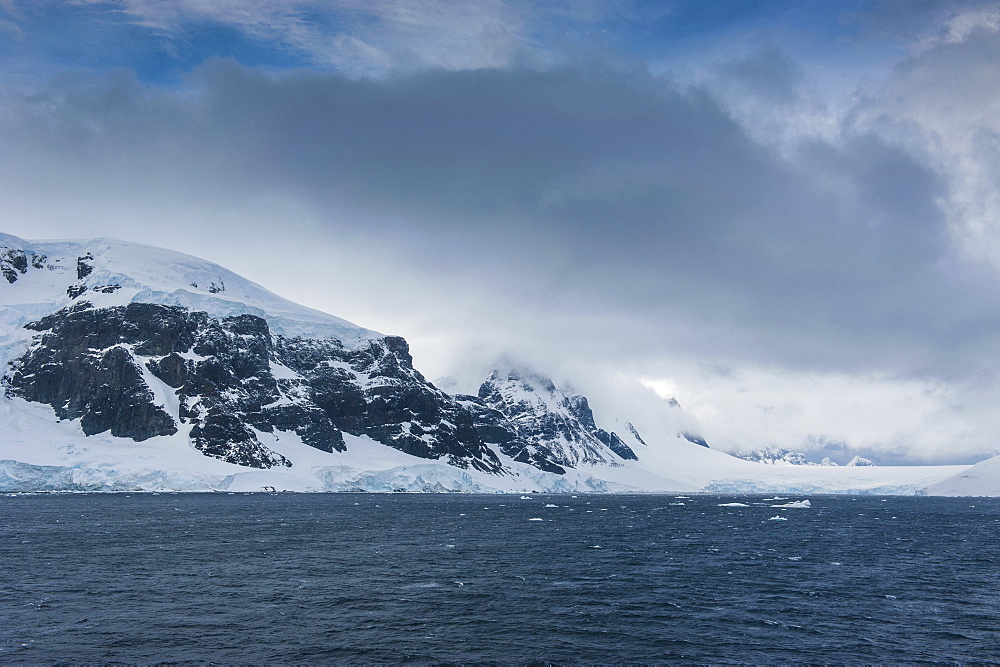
[3,0,1000,464]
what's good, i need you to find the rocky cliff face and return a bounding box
[3,299,642,475]
[476,369,638,468]
[736,448,846,466]
[0,233,687,481]
[1,247,46,284]
[5,300,507,472]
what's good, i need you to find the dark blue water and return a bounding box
[2,493,998,663]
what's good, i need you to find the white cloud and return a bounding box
[4,1,1000,466]
[667,367,992,464]
[850,21,1000,269]
[912,3,1000,51]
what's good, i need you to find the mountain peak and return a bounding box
[478,366,637,466]
[1,234,380,345]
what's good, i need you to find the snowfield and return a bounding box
[926,455,1000,496]
[0,395,969,494]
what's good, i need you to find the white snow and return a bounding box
[927,454,1000,496]
[0,233,380,355]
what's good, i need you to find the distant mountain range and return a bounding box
[0,232,986,494]
[737,448,874,467]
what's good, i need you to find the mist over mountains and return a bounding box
[1,232,992,495]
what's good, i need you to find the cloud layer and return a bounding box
[3,1,1000,463]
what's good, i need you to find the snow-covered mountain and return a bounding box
[474,367,638,469]
[739,448,834,466]
[736,448,875,467]
[927,455,1000,496]
[0,233,978,494]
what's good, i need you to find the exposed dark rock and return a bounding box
[1,248,28,284]
[454,395,565,474]
[76,253,94,280]
[6,302,510,473]
[66,284,87,299]
[275,335,505,473]
[189,410,286,469]
[478,369,636,467]
[595,428,638,460]
[6,331,176,441]
[682,433,710,448]
[625,421,647,446]
[8,303,288,466]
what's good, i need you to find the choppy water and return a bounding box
[2,493,999,663]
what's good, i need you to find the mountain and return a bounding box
[1,234,513,474]
[739,448,826,466]
[737,449,876,467]
[474,367,638,468]
[0,233,657,491]
[926,455,1000,496]
[0,233,977,494]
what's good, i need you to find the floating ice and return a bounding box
[771,500,811,508]
[768,515,788,521]
[718,502,749,507]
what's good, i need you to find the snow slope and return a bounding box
[0,233,379,363]
[926,455,1000,496]
[559,430,966,495]
[0,396,662,493]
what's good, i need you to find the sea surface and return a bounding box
[2,493,999,663]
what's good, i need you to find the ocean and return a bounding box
[2,493,998,663]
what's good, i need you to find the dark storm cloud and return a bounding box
[2,60,997,381]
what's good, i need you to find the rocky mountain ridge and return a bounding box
[474,368,639,468]
[1,234,652,478]
[737,447,875,467]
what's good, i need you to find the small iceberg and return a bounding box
[718,502,750,507]
[528,517,544,521]
[768,515,788,521]
[544,503,559,508]
[771,500,811,508]
[520,496,533,500]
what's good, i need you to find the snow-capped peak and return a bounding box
[0,233,380,345]
[477,367,638,467]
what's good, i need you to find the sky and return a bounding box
[3,0,1000,465]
